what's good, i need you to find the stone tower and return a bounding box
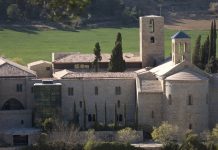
[171,31,191,64]
[140,15,164,67]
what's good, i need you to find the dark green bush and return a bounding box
[84,141,136,150]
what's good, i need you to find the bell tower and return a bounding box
[140,15,164,67]
[171,31,191,64]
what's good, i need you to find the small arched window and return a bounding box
[149,19,155,33]
[150,37,155,43]
[117,100,121,108]
[189,124,192,130]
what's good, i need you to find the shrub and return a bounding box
[42,118,54,132]
[162,142,179,150]
[84,141,136,150]
[151,122,178,145]
[117,127,139,143]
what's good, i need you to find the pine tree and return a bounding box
[104,101,107,127]
[108,32,126,72]
[93,42,102,72]
[192,35,201,68]
[83,99,87,129]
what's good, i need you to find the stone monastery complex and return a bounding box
[0,15,218,145]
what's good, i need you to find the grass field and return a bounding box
[0,27,213,64]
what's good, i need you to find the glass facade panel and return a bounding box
[33,83,62,125]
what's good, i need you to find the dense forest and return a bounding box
[0,0,216,26]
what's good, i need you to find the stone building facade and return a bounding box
[1,15,218,145]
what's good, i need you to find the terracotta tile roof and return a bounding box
[0,57,36,78]
[53,53,141,63]
[53,69,136,79]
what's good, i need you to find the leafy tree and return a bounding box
[28,0,90,21]
[192,35,202,68]
[93,42,102,72]
[7,4,21,21]
[108,32,126,72]
[151,122,178,145]
[180,131,207,150]
[117,127,139,143]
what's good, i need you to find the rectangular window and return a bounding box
[188,95,193,105]
[31,87,34,93]
[118,114,123,122]
[68,88,74,96]
[79,101,83,108]
[95,86,98,95]
[16,84,23,92]
[168,94,172,105]
[151,111,154,119]
[115,86,121,95]
[46,67,50,71]
[117,100,121,108]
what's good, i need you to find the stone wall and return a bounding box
[60,78,136,128]
[140,16,164,67]
[164,80,209,134]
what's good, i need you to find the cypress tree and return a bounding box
[213,20,217,58]
[209,21,214,60]
[93,42,102,72]
[124,103,127,127]
[83,99,87,129]
[108,32,126,72]
[201,35,210,69]
[73,101,77,123]
[114,104,118,128]
[95,103,98,125]
[104,101,107,127]
[192,35,201,68]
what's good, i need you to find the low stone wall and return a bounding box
[132,143,162,150]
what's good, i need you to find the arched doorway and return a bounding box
[2,98,24,110]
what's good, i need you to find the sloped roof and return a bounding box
[166,69,208,81]
[0,57,36,78]
[27,60,51,67]
[171,31,190,39]
[53,69,136,79]
[53,53,141,63]
[140,80,162,93]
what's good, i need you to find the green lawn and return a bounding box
[0,27,212,64]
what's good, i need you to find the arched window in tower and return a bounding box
[149,19,155,33]
[150,37,155,43]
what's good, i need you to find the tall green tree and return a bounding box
[93,42,102,72]
[114,104,118,128]
[28,0,90,21]
[104,101,107,127]
[83,99,87,129]
[192,35,202,68]
[108,32,126,72]
[124,103,127,127]
[95,102,98,125]
[201,35,210,69]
